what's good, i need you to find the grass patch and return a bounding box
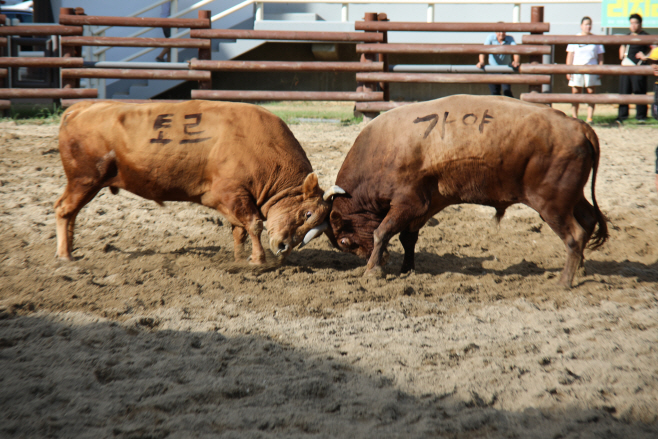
[1,103,63,125]
[258,101,362,125]
[586,115,658,127]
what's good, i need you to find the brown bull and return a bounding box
[328,95,608,287]
[55,100,342,263]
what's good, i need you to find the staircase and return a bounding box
[103,6,355,100]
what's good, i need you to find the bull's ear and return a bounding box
[330,210,343,230]
[302,173,323,200]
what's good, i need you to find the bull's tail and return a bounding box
[584,126,608,250]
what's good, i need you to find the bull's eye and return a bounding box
[305,211,313,220]
[340,238,351,247]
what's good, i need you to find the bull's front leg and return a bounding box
[399,230,419,273]
[231,225,248,262]
[213,191,267,265]
[365,207,410,277]
[246,217,266,265]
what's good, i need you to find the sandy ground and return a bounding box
[1,113,658,438]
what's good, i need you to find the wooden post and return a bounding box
[528,6,544,94]
[197,10,212,92]
[357,12,379,120]
[0,14,6,92]
[377,13,389,103]
[59,8,80,89]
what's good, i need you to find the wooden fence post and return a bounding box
[528,6,544,94]
[197,10,212,91]
[377,13,389,103]
[60,8,80,89]
[357,12,379,120]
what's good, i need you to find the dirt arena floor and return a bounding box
[1,113,657,438]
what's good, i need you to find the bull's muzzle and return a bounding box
[298,221,329,249]
[275,242,289,256]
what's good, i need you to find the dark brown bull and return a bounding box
[55,100,343,263]
[328,95,608,287]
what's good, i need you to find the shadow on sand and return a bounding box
[1,313,656,438]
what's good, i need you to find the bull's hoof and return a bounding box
[400,263,415,274]
[556,277,573,289]
[56,253,74,262]
[247,255,266,265]
[364,265,385,278]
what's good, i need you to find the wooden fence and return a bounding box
[1,5,657,115]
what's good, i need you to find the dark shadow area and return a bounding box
[584,259,658,283]
[1,313,656,438]
[286,247,364,272]
[91,240,658,283]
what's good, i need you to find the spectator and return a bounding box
[566,17,604,123]
[648,47,658,120]
[476,29,520,98]
[156,1,172,62]
[647,48,658,192]
[616,13,651,123]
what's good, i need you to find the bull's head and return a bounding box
[326,197,379,260]
[266,173,344,259]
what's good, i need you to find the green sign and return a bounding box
[602,0,658,27]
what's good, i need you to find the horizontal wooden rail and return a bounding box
[355,101,413,112]
[61,99,187,108]
[190,29,384,42]
[62,68,211,80]
[0,25,83,36]
[523,34,658,45]
[356,21,550,33]
[0,100,10,110]
[59,15,210,29]
[0,89,98,99]
[189,60,384,72]
[357,72,550,84]
[0,57,85,68]
[521,93,653,105]
[191,90,383,101]
[519,64,654,75]
[61,36,210,49]
[357,43,551,55]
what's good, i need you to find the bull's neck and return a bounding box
[259,185,302,218]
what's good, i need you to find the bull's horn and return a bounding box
[298,222,329,249]
[323,185,346,201]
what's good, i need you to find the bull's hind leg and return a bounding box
[54,183,102,260]
[537,204,589,287]
[573,197,598,275]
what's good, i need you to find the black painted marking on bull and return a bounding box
[414,114,439,139]
[478,109,493,133]
[183,113,204,135]
[181,113,211,144]
[462,113,478,125]
[153,114,173,130]
[150,131,172,145]
[440,112,455,139]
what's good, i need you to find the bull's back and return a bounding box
[59,101,312,200]
[341,95,592,202]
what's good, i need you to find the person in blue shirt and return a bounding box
[476,31,520,97]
